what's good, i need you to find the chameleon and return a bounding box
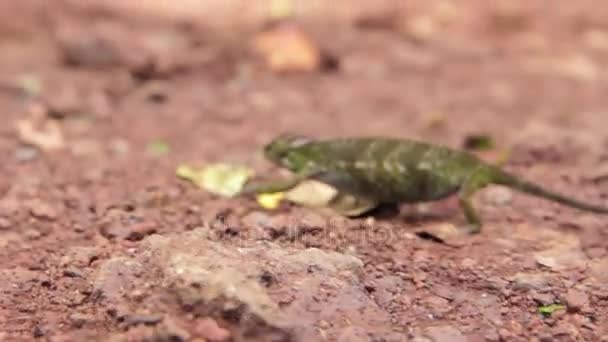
[242,134,608,233]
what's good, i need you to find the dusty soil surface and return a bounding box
[1,1,608,341]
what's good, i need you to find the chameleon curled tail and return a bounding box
[494,171,608,214]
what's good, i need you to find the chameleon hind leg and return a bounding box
[459,170,492,234]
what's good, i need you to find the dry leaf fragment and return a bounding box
[16,104,65,151]
[256,192,284,209]
[177,163,254,198]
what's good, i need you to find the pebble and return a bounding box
[485,276,509,291]
[100,220,157,241]
[68,313,93,328]
[14,146,39,162]
[423,325,467,342]
[161,317,192,341]
[24,229,42,240]
[589,257,608,283]
[564,288,588,312]
[63,268,83,278]
[431,284,456,301]
[337,326,369,342]
[534,248,588,270]
[511,272,551,290]
[123,314,163,327]
[0,217,10,229]
[32,325,46,338]
[484,187,513,206]
[484,329,500,342]
[194,318,231,342]
[28,200,59,220]
[531,291,555,306]
[498,328,513,340]
[240,211,272,229]
[60,246,101,267]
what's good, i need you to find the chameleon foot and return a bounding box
[463,222,482,234]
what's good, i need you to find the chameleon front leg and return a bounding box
[240,177,302,195]
[240,169,321,195]
[458,170,491,234]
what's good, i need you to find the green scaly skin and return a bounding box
[242,135,608,234]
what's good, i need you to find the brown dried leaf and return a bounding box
[252,21,321,73]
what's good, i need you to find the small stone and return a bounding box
[534,248,588,270]
[337,326,368,342]
[553,321,580,339]
[100,220,157,241]
[431,285,456,301]
[539,333,554,342]
[498,329,512,340]
[61,246,101,267]
[240,211,272,229]
[0,217,10,229]
[28,200,59,220]
[161,317,191,341]
[24,229,42,240]
[109,138,130,156]
[317,320,331,329]
[63,268,83,278]
[589,257,608,283]
[299,212,327,230]
[70,139,102,157]
[531,291,555,306]
[564,289,588,313]
[552,308,567,320]
[194,318,231,342]
[58,28,122,68]
[129,289,147,301]
[32,325,46,337]
[423,325,467,342]
[93,257,144,303]
[422,295,451,315]
[484,329,500,342]
[461,258,477,268]
[14,146,39,162]
[484,187,513,206]
[410,337,432,342]
[0,198,23,217]
[485,276,509,291]
[511,272,551,290]
[123,314,163,327]
[69,313,92,328]
[466,333,487,342]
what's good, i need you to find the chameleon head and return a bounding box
[264,134,311,170]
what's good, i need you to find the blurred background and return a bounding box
[2,0,607,162]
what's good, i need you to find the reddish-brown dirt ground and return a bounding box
[1,1,608,341]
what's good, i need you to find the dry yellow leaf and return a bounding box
[256,192,285,209]
[177,163,254,198]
